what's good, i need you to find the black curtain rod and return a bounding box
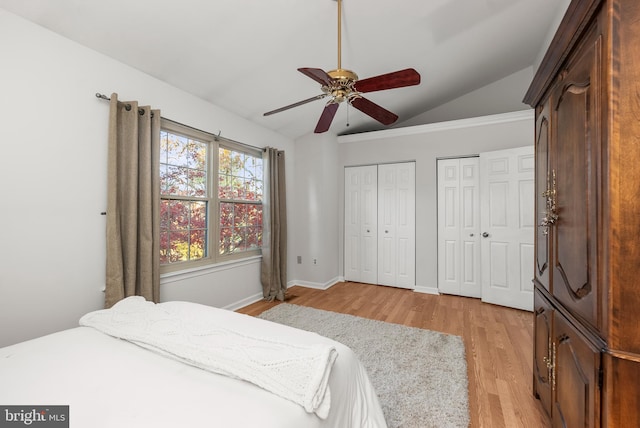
[95,92,154,117]
[95,92,265,152]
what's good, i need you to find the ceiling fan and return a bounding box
[263,0,421,133]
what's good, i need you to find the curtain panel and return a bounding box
[261,147,288,301]
[105,93,161,308]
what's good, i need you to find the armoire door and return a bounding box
[480,146,535,311]
[535,97,552,293]
[377,162,415,289]
[344,165,378,284]
[553,312,601,428]
[534,289,554,419]
[436,157,481,298]
[550,23,601,332]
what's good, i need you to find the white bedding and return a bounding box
[79,297,338,418]
[0,301,387,428]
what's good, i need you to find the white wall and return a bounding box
[0,10,295,347]
[397,67,534,127]
[337,111,535,291]
[290,132,340,288]
[533,0,572,73]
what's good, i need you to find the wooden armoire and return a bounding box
[524,0,640,426]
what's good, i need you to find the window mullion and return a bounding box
[161,195,208,202]
[210,139,219,263]
[218,198,263,205]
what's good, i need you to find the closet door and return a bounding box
[377,162,415,289]
[436,157,481,297]
[344,165,378,283]
[480,146,535,311]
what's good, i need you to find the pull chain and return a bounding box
[346,102,350,127]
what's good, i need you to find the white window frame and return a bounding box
[160,119,263,273]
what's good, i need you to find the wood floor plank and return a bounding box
[236,282,551,427]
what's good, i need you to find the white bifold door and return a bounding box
[344,165,378,284]
[437,157,482,298]
[377,163,416,289]
[437,146,534,311]
[344,162,415,289]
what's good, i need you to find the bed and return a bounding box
[0,297,387,428]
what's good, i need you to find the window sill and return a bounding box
[160,255,262,285]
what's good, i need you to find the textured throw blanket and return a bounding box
[79,297,337,418]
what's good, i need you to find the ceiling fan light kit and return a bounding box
[264,0,420,133]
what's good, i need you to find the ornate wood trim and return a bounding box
[523,0,603,106]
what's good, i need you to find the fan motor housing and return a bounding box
[328,68,358,82]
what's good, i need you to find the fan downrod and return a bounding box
[262,0,421,133]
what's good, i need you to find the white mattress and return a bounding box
[0,305,387,428]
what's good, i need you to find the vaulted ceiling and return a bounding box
[0,0,567,140]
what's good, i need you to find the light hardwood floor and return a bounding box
[237,281,551,428]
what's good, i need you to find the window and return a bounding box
[218,148,264,255]
[159,120,263,271]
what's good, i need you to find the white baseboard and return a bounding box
[414,285,440,295]
[223,292,264,312]
[225,277,343,311]
[288,277,341,290]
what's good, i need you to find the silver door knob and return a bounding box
[470,233,474,237]
[482,232,489,238]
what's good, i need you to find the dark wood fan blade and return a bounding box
[264,94,326,116]
[350,97,398,125]
[298,68,333,86]
[314,103,340,133]
[355,68,420,93]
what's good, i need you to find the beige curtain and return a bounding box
[105,93,161,308]
[261,147,288,301]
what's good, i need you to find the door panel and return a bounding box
[378,162,415,288]
[480,146,535,311]
[378,167,397,286]
[551,29,601,331]
[394,163,415,288]
[520,243,535,293]
[344,165,377,283]
[489,241,509,288]
[535,100,552,292]
[553,312,601,428]
[439,163,460,293]
[344,169,361,280]
[437,158,481,297]
[362,234,376,279]
[534,289,553,419]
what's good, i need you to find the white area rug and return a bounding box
[258,303,470,428]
